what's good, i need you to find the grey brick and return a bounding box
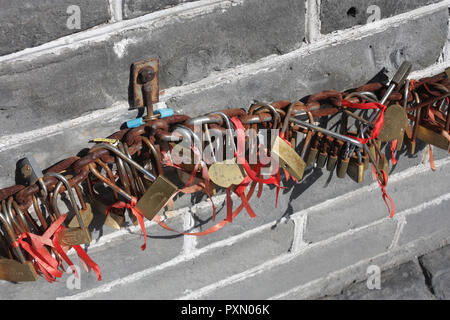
[304,154,450,243]
[0,0,111,56]
[0,214,185,299]
[0,9,446,188]
[0,0,305,136]
[332,261,434,300]
[81,219,294,299]
[420,245,450,299]
[398,197,450,247]
[123,0,198,19]
[320,0,443,34]
[205,220,396,299]
[166,9,447,126]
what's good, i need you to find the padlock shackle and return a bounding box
[45,172,84,229]
[6,197,29,234]
[88,163,133,202]
[141,137,164,177]
[344,92,379,103]
[173,125,202,149]
[290,117,364,149]
[280,103,294,135]
[91,144,156,182]
[249,102,280,129]
[185,115,223,127]
[0,203,26,263]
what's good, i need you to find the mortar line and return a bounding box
[269,231,450,300]
[67,194,227,256]
[2,0,446,65]
[177,192,450,300]
[108,0,123,22]
[57,188,450,300]
[181,209,198,256]
[388,215,407,251]
[68,158,449,255]
[290,214,308,253]
[57,219,279,300]
[2,58,450,152]
[305,0,321,43]
[0,0,241,64]
[291,157,450,220]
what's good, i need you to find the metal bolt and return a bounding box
[138,67,155,84]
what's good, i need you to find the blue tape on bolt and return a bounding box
[154,108,174,118]
[126,108,174,128]
[126,117,144,128]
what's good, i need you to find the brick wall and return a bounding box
[0,0,449,299]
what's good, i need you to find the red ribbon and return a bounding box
[390,139,398,165]
[13,214,101,282]
[377,170,395,218]
[107,197,147,251]
[341,100,387,144]
[231,116,285,208]
[153,179,259,236]
[342,100,396,217]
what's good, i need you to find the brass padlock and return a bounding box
[91,194,125,230]
[271,103,306,181]
[0,205,38,282]
[305,132,323,166]
[416,124,450,151]
[177,169,216,195]
[347,151,365,183]
[337,143,351,178]
[327,140,343,172]
[94,159,127,229]
[372,140,390,174]
[47,173,92,246]
[201,112,247,188]
[378,104,409,143]
[362,151,369,170]
[88,143,178,222]
[316,136,332,168]
[68,185,94,229]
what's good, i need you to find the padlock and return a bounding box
[68,185,94,229]
[416,124,450,151]
[90,144,178,222]
[337,143,351,178]
[316,135,331,168]
[88,159,125,230]
[117,142,140,197]
[0,205,38,282]
[270,103,307,181]
[123,141,147,197]
[47,172,92,246]
[362,150,369,170]
[347,150,365,183]
[373,139,390,174]
[327,139,343,172]
[19,155,54,222]
[305,132,323,167]
[205,112,247,187]
[378,104,409,143]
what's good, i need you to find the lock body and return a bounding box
[271,136,306,181]
[136,175,178,221]
[0,259,38,282]
[208,159,246,188]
